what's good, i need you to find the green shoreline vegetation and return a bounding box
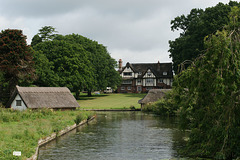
[0,108,93,160]
[143,6,240,159]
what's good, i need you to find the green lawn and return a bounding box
[78,93,146,110]
[0,109,93,160]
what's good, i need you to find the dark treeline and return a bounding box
[0,26,121,104]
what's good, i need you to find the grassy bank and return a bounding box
[78,93,146,110]
[0,108,93,160]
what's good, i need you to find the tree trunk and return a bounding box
[75,90,80,100]
[88,90,92,97]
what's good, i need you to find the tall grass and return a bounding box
[0,108,93,160]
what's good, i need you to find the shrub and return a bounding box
[129,105,135,110]
[74,114,83,125]
[142,90,179,117]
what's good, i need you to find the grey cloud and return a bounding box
[0,0,231,63]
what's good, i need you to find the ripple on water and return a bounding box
[38,112,186,160]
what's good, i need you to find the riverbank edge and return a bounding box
[26,115,96,160]
[81,109,141,111]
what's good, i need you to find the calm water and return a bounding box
[38,112,187,160]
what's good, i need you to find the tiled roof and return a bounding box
[122,62,173,78]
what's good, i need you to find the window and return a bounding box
[122,80,132,84]
[158,79,163,83]
[146,87,153,90]
[123,72,132,76]
[137,86,142,91]
[146,79,154,83]
[127,86,131,90]
[16,100,22,106]
[147,73,152,76]
[121,87,125,90]
[138,72,142,75]
[163,72,167,75]
[137,79,141,84]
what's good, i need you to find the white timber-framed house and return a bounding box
[117,59,173,93]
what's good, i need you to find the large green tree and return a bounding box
[169,1,240,73]
[33,27,121,98]
[56,34,121,95]
[173,7,240,159]
[31,26,57,47]
[33,38,94,99]
[0,29,35,104]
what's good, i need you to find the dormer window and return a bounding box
[163,72,167,75]
[123,72,132,76]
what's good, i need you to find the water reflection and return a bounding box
[38,112,187,160]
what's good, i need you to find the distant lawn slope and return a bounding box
[78,93,146,110]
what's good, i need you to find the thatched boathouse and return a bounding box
[6,86,80,110]
[138,89,171,109]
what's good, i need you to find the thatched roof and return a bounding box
[138,89,171,104]
[7,86,80,109]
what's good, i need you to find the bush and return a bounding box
[74,114,84,125]
[142,90,179,117]
[129,105,135,110]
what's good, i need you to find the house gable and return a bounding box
[121,66,134,78]
[7,86,80,110]
[143,69,156,78]
[11,94,27,111]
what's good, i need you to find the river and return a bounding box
[38,112,187,160]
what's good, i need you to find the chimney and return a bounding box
[157,60,160,71]
[118,59,123,71]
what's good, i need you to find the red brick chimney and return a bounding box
[118,59,123,71]
[157,60,160,71]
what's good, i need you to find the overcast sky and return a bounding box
[0,0,235,64]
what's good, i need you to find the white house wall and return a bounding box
[164,79,171,86]
[121,67,134,78]
[11,94,27,111]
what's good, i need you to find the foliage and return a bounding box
[33,38,94,99]
[0,71,9,104]
[74,114,84,125]
[169,1,240,74]
[33,50,60,87]
[0,29,36,104]
[32,28,121,98]
[173,7,240,159]
[54,34,121,94]
[31,26,57,47]
[142,90,179,117]
[129,105,136,110]
[0,108,93,160]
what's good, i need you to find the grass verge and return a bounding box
[78,93,146,110]
[0,108,93,160]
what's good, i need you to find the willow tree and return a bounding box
[174,7,240,159]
